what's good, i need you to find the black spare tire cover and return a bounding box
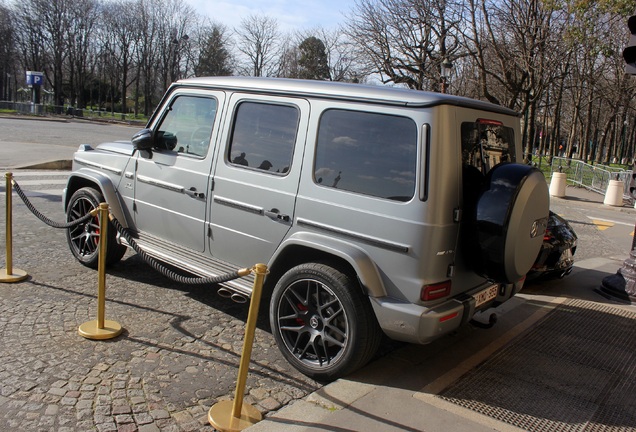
[468,163,549,283]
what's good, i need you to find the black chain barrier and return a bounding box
[11,179,94,229]
[11,177,244,286]
[109,215,245,286]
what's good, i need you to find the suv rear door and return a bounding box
[208,94,309,267]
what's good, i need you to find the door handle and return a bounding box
[264,208,290,222]
[183,187,205,199]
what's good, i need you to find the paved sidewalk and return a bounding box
[552,184,635,210]
[247,256,636,432]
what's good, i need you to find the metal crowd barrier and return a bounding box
[550,157,634,205]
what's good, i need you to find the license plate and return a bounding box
[473,284,499,307]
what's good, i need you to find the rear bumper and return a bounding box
[370,281,522,344]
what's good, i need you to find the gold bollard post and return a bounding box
[1,173,28,283]
[208,263,268,432]
[78,203,123,340]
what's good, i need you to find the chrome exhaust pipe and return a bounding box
[217,287,249,303]
[231,293,248,304]
[217,287,233,298]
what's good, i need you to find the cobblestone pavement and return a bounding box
[0,172,321,431]
[5,172,631,432]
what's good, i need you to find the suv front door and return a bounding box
[134,90,224,251]
[208,95,308,267]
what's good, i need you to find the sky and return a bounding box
[183,0,356,32]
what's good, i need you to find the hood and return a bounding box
[94,140,135,156]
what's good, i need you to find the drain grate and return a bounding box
[439,299,636,431]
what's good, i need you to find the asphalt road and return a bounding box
[0,117,138,145]
[548,197,634,263]
[0,116,139,169]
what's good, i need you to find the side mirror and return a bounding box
[132,128,154,150]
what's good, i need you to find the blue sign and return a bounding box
[26,71,44,86]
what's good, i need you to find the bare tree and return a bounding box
[66,0,99,109]
[135,0,161,115]
[2,0,634,164]
[344,0,465,90]
[101,0,139,115]
[550,2,636,164]
[234,14,280,77]
[277,35,300,78]
[134,0,197,113]
[466,0,569,156]
[154,0,197,90]
[0,4,17,101]
[13,0,72,107]
[317,28,359,82]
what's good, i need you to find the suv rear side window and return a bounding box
[228,102,299,174]
[314,109,417,202]
[461,120,515,174]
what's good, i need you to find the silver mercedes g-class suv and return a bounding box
[64,76,549,381]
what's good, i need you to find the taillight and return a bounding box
[421,280,452,301]
[543,228,553,241]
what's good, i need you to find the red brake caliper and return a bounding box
[296,303,308,325]
[93,215,100,246]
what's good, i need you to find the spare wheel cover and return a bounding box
[475,163,549,283]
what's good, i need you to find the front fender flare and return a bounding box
[271,231,387,298]
[64,168,130,229]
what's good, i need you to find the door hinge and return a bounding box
[453,208,462,223]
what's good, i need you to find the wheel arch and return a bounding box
[267,232,387,298]
[65,169,130,229]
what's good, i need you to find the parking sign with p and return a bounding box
[26,71,44,86]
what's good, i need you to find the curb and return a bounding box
[550,186,636,213]
[0,160,72,171]
[22,160,72,170]
[0,113,144,127]
[245,295,563,431]
[0,114,69,123]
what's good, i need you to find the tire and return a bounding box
[66,187,127,268]
[465,163,549,283]
[270,263,382,382]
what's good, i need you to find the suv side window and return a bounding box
[228,102,299,174]
[314,109,417,202]
[155,95,217,157]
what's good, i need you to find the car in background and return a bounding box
[530,211,577,279]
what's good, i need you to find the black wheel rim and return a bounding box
[276,278,349,370]
[67,196,100,259]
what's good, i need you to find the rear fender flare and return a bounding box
[270,231,387,298]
